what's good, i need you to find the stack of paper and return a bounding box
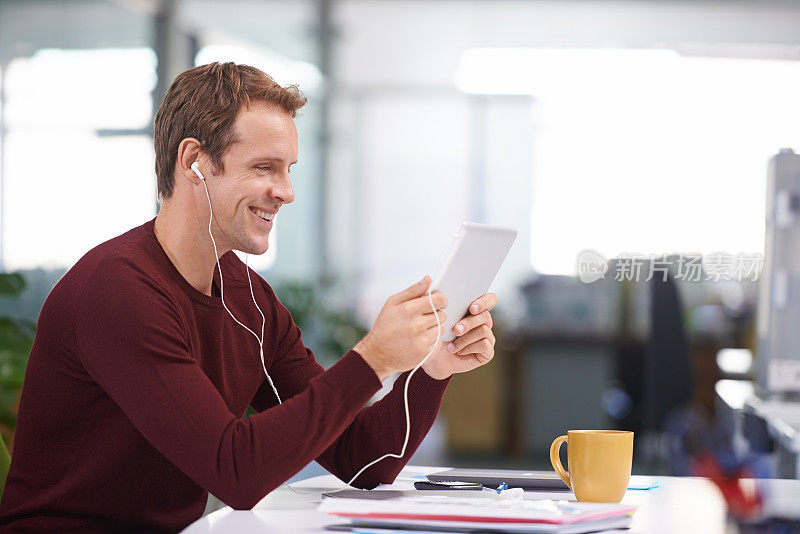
[319,492,637,533]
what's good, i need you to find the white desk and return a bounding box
[182,465,800,533]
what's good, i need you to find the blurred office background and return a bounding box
[1,0,800,511]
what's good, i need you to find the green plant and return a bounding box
[271,279,368,368]
[0,273,35,448]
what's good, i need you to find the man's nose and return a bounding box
[273,174,295,205]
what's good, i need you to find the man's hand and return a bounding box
[354,275,449,381]
[421,293,499,380]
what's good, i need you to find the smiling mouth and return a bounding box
[250,207,275,222]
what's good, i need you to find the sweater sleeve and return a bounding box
[316,366,450,489]
[73,258,382,510]
[252,291,450,489]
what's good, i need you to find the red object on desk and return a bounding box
[691,453,762,521]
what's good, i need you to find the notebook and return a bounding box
[318,491,636,533]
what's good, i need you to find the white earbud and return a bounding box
[190,161,206,181]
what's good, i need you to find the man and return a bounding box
[0,62,499,532]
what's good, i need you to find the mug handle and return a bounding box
[549,435,571,489]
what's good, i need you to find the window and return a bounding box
[2,48,157,270]
[457,48,800,274]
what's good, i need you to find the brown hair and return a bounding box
[153,62,307,199]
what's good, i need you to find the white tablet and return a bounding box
[430,222,517,343]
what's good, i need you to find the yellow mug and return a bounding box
[549,430,633,503]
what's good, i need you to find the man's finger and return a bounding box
[410,291,448,314]
[452,310,493,336]
[456,338,493,357]
[448,324,492,353]
[468,293,498,315]
[471,351,494,365]
[422,309,447,330]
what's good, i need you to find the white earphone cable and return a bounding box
[244,254,282,403]
[199,173,282,403]
[336,289,441,491]
[195,162,441,495]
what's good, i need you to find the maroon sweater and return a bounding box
[0,219,449,533]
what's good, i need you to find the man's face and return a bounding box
[205,102,298,255]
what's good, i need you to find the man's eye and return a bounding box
[258,166,272,172]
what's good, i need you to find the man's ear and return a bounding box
[176,137,204,186]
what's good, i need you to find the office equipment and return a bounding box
[717,380,800,478]
[430,222,517,343]
[427,468,568,490]
[757,148,800,397]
